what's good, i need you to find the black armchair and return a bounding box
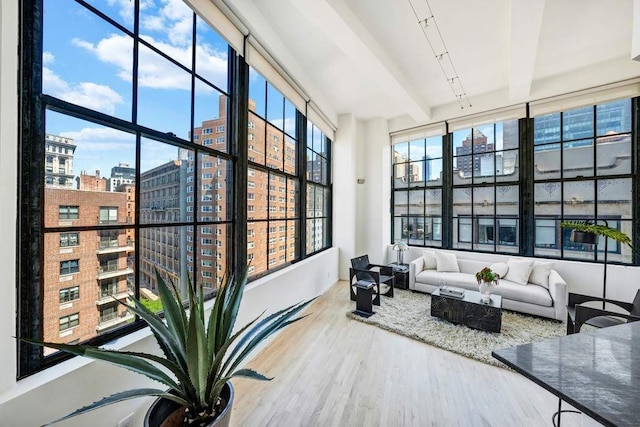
[566,290,640,335]
[349,255,395,306]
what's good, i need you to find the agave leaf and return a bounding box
[186,280,208,406]
[217,270,249,350]
[43,388,190,427]
[223,299,315,378]
[220,305,294,375]
[115,296,187,371]
[20,338,181,392]
[155,269,187,349]
[205,312,263,401]
[229,368,272,381]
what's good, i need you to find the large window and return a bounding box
[391,99,636,262]
[19,0,332,376]
[393,133,443,247]
[306,121,332,254]
[452,121,520,253]
[533,99,633,263]
[246,67,301,278]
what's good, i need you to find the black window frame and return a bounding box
[18,0,333,377]
[391,102,638,265]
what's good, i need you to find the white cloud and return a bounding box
[43,67,123,115]
[108,0,154,25]
[74,33,227,92]
[59,126,136,176]
[42,51,55,65]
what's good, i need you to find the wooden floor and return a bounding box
[230,281,580,427]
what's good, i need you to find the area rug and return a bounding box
[346,289,565,368]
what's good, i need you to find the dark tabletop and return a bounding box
[492,321,640,427]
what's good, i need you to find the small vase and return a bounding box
[478,281,495,304]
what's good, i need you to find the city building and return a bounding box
[44,133,75,188]
[107,163,136,191]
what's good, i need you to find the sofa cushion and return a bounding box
[435,252,459,272]
[489,262,509,278]
[494,280,553,307]
[529,261,554,289]
[422,250,437,270]
[504,258,534,285]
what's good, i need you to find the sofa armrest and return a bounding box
[548,270,568,321]
[409,257,423,290]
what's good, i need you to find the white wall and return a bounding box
[333,113,359,279]
[0,1,340,423]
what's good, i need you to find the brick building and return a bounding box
[43,188,133,348]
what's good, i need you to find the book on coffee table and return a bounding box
[439,286,465,299]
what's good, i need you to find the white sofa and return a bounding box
[401,249,567,321]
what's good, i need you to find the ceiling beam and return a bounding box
[297,0,431,122]
[508,0,545,101]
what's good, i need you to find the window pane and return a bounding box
[534,144,561,180]
[137,43,191,137]
[409,139,425,162]
[248,111,266,164]
[140,225,191,302]
[596,134,631,176]
[393,190,408,216]
[452,188,471,217]
[598,178,632,217]
[198,154,231,222]
[248,68,266,118]
[284,135,297,175]
[453,155,473,184]
[247,221,267,277]
[408,189,424,215]
[425,135,443,159]
[195,15,229,92]
[139,0,193,70]
[425,188,442,216]
[43,0,133,121]
[563,106,594,140]
[534,182,562,216]
[596,99,631,136]
[248,168,268,220]
[473,186,494,216]
[563,181,594,218]
[44,111,136,228]
[194,80,228,153]
[139,138,188,225]
[196,224,228,291]
[406,217,425,246]
[534,113,560,145]
[496,149,518,182]
[562,140,594,178]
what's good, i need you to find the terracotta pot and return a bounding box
[144,382,234,427]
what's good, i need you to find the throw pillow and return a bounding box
[422,250,437,270]
[435,251,460,273]
[489,262,509,279]
[504,258,534,285]
[529,261,555,289]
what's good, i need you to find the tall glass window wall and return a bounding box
[19,0,332,376]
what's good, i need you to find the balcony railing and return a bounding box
[96,289,130,305]
[97,262,134,280]
[96,311,134,333]
[96,240,134,254]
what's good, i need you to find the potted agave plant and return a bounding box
[21,269,314,426]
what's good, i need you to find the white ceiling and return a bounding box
[222,0,640,126]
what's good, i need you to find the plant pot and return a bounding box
[478,281,496,304]
[144,382,234,427]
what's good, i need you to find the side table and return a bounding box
[353,280,375,318]
[388,262,410,290]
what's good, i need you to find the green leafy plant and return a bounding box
[560,221,637,254]
[21,269,315,426]
[475,267,499,285]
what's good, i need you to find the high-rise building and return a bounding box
[108,163,136,191]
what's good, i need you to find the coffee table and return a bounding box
[431,288,502,333]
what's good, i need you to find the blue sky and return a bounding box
[44,0,232,177]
